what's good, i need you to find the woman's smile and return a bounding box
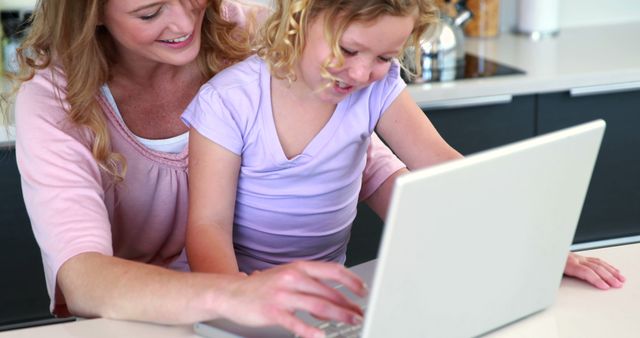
[157,32,195,49]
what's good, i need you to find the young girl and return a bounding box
[182,0,627,293]
[181,0,462,274]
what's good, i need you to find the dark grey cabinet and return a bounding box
[346,204,385,266]
[425,95,536,156]
[537,89,640,243]
[0,148,53,328]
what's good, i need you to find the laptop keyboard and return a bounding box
[295,304,367,338]
[317,321,363,338]
[294,283,369,338]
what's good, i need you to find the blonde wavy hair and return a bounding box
[257,0,438,83]
[1,0,251,182]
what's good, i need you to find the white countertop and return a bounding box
[1,243,638,338]
[484,244,640,338]
[408,21,640,108]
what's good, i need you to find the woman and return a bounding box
[4,0,624,337]
[8,1,380,337]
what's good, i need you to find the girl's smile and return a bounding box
[333,79,355,95]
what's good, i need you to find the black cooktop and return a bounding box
[403,53,525,83]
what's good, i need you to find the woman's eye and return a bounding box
[340,46,357,56]
[139,8,161,21]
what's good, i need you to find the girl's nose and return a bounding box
[347,59,373,84]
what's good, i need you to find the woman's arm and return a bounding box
[224,0,272,39]
[362,167,407,221]
[59,252,365,338]
[186,128,242,274]
[359,134,408,220]
[58,252,227,323]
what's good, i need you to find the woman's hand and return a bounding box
[217,261,367,338]
[563,252,626,289]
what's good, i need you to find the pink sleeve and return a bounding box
[15,68,113,312]
[359,133,406,201]
[221,0,271,28]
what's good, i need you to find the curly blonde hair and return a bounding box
[257,0,438,83]
[1,0,251,181]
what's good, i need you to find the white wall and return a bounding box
[0,0,274,10]
[501,0,640,31]
[558,0,640,27]
[3,0,638,29]
[248,0,640,30]
[243,0,272,7]
[0,0,36,10]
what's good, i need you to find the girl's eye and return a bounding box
[377,56,393,63]
[340,46,357,56]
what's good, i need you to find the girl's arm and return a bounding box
[563,252,625,289]
[186,128,242,274]
[375,90,462,170]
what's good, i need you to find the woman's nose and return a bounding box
[167,1,198,33]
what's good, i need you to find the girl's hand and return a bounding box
[218,261,366,338]
[563,252,626,289]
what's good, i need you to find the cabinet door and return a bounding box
[425,95,536,155]
[0,148,53,327]
[537,90,640,243]
[346,203,384,267]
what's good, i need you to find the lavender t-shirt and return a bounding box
[182,55,406,272]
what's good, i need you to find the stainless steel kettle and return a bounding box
[403,0,472,82]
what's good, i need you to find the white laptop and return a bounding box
[194,119,606,338]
